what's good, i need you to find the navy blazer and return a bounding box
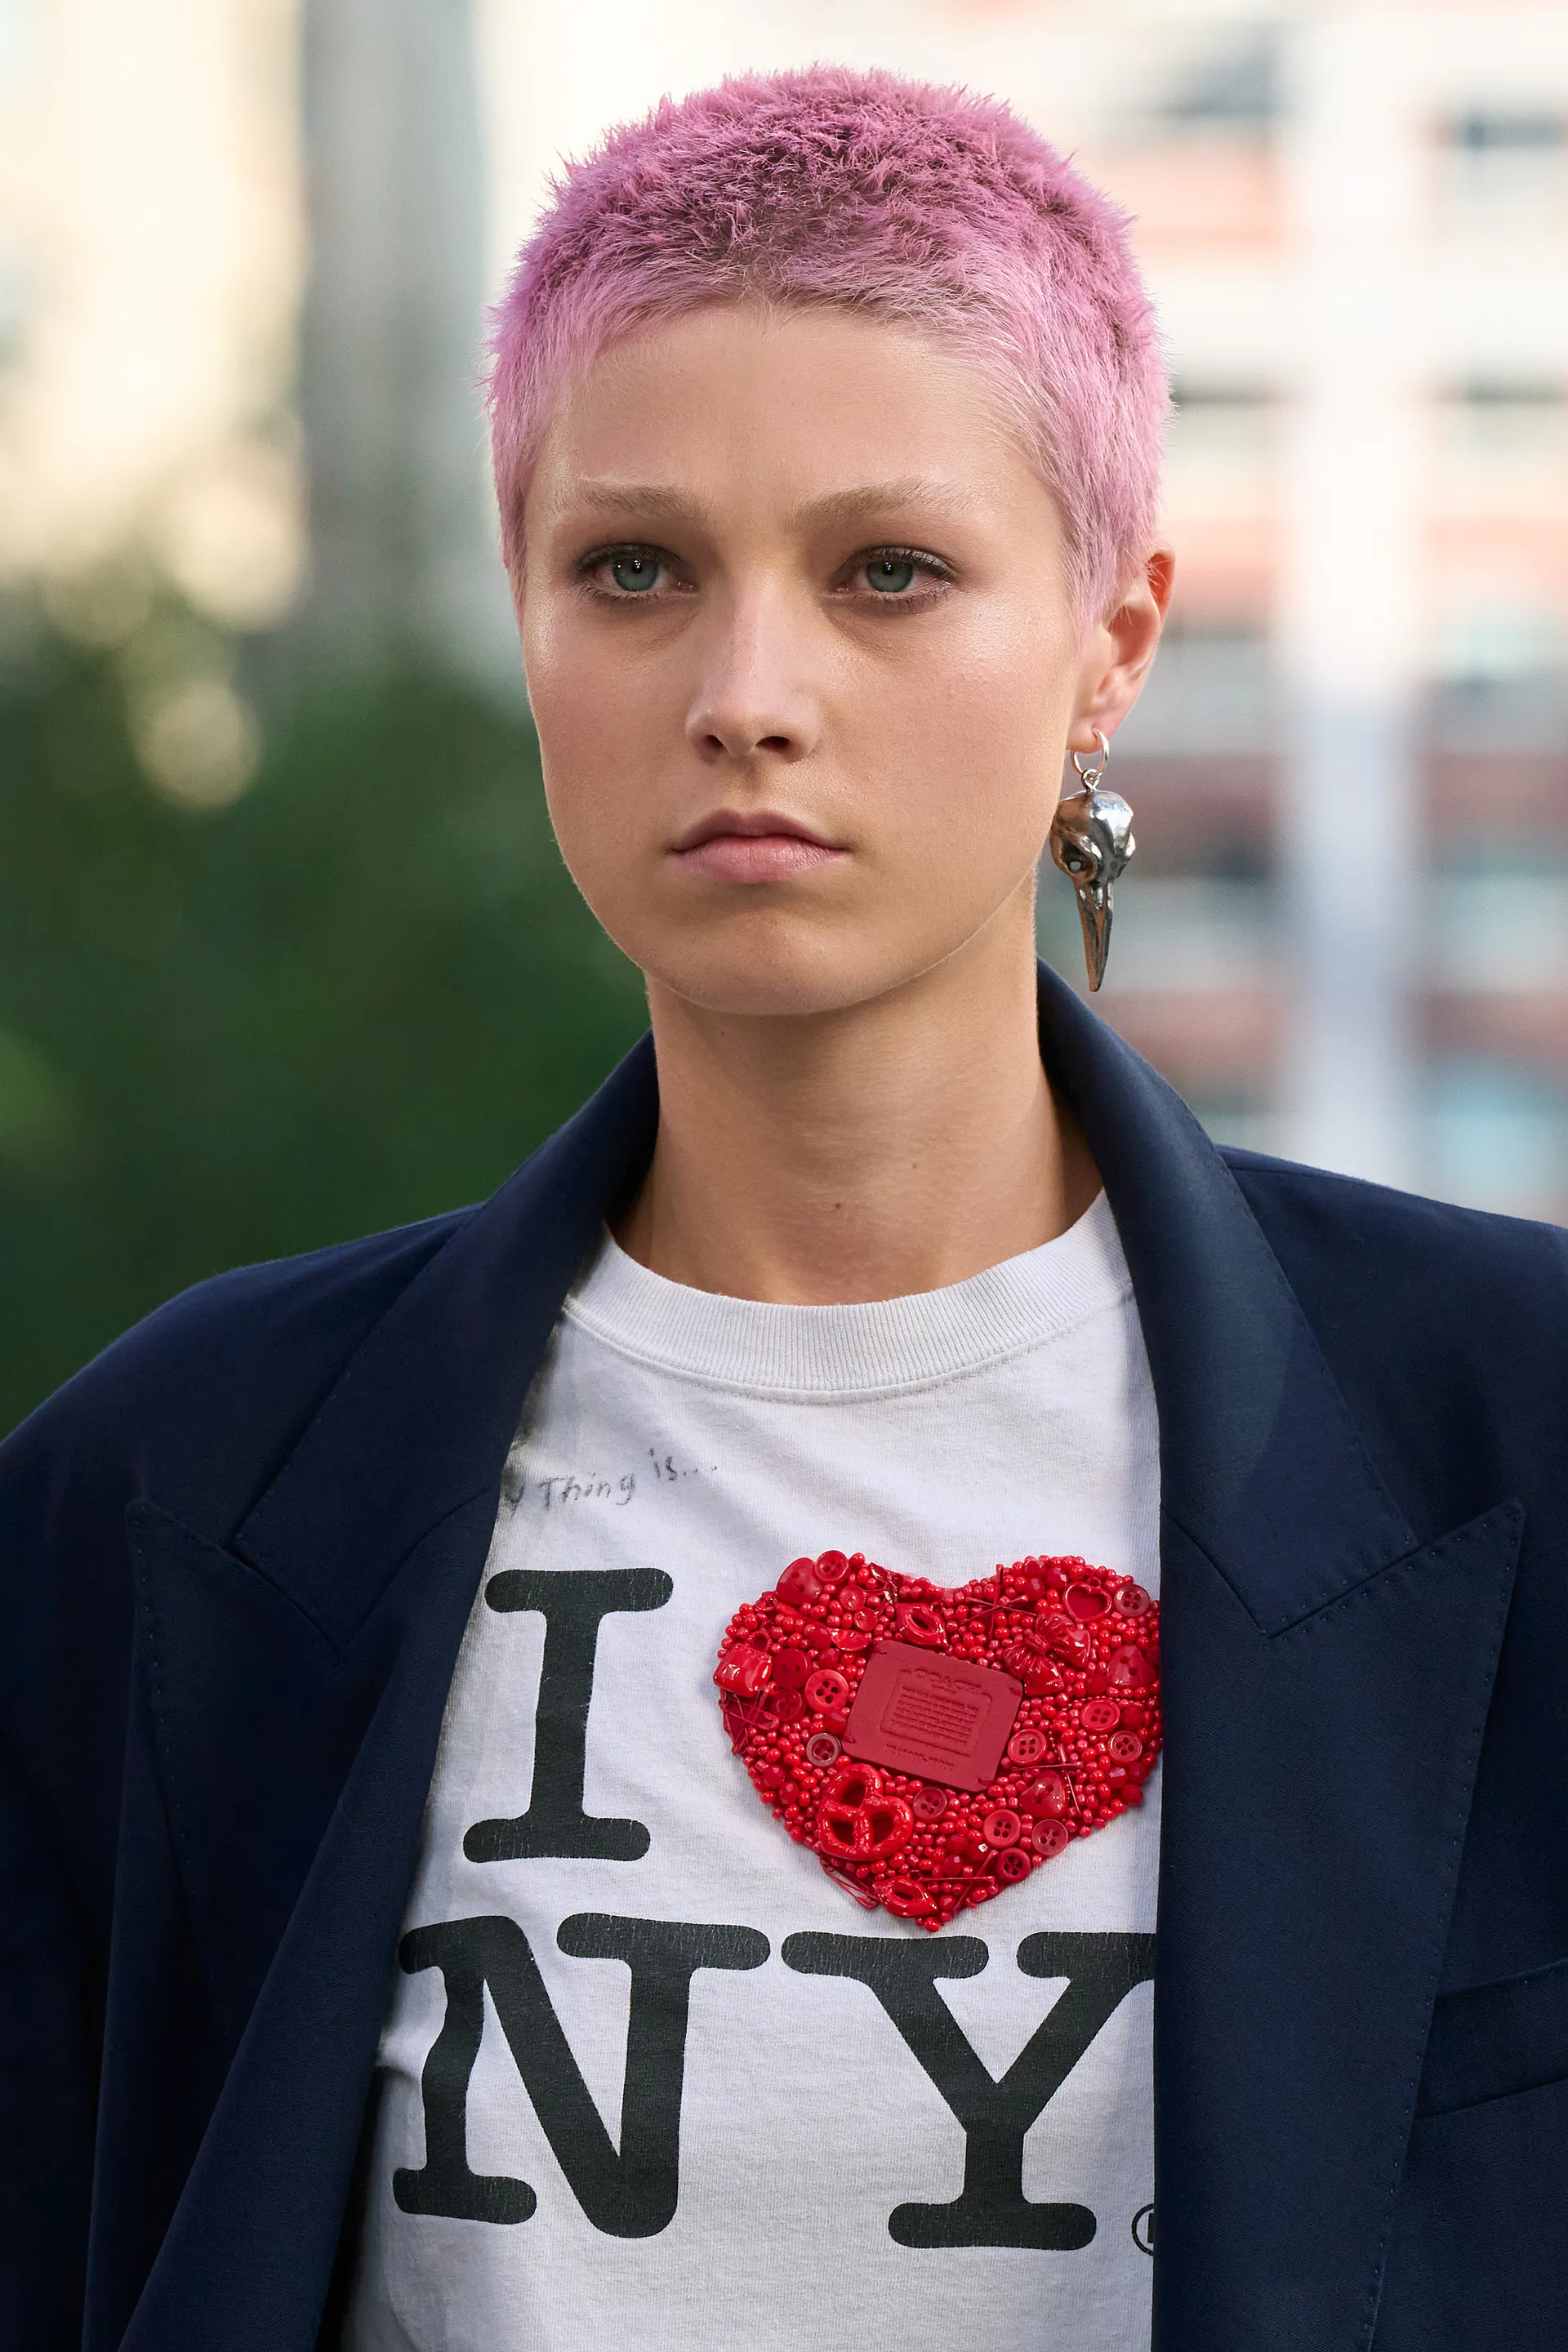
[3,964,1566,2352]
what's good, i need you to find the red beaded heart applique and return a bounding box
[715,1550,1160,1931]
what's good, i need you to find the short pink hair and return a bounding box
[488,66,1166,621]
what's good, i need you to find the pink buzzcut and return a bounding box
[488,65,1167,621]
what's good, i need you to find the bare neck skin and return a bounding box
[619,901,1098,1304]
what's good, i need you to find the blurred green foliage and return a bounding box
[0,598,648,1436]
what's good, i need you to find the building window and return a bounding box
[1439,381,1567,480]
[1437,110,1568,236]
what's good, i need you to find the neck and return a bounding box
[615,912,1100,1305]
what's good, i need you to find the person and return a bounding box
[2,66,1564,2352]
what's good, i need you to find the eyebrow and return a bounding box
[561,476,982,533]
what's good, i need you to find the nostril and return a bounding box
[758,734,792,752]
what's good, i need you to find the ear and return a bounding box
[1067,547,1175,757]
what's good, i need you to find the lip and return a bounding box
[671,807,846,885]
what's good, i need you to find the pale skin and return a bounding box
[515,303,1173,1304]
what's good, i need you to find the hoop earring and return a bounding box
[1049,728,1136,992]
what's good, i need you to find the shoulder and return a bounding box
[1220,1147,1568,1524]
[1220,1144,1568,1312]
[0,1205,476,1544]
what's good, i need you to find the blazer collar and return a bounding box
[130,971,1516,2352]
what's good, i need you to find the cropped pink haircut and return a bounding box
[488,66,1167,624]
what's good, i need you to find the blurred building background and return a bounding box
[1,0,1566,1427]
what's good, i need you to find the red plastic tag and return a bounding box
[842,1639,1022,1791]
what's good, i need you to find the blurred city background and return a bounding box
[2,0,1566,1431]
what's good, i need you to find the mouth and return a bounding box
[670,807,846,885]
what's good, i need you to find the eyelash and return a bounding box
[847,546,955,599]
[573,541,956,603]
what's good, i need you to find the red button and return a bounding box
[1080,1698,1120,1733]
[1115,1581,1154,1619]
[1032,1819,1071,1859]
[771,1690,804,1723]
[804,1668,850,1714]
[777,1558,822,1607]
[911,1787,950,1821]
[773,1647,810,1690]
[995,1847,1032,1883]
[815,1550,853,1584]
[1107,1644,1154,1690]
[1108,1731,1143,1763]
[1007,1727,1047,1766]
[982,1808,1022,1847]
[804,1731,841,1767]
[1019,1771,1070,1818]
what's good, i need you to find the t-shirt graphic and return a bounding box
[345,1192,1161,2352]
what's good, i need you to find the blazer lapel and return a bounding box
[117,1042,659,2351]
[1038,964,1522,2352]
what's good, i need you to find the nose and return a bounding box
[684,588,819,766]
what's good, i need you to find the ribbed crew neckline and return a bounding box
[563,1191,1131,1401]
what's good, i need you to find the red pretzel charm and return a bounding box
[817,1762,913,1863]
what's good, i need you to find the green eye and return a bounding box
[866,556,916,594]
[609,550,662,593]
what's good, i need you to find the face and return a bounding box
[518,303,1167,1019]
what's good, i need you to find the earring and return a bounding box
[1049,730,1135,992]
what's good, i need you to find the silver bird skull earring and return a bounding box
[1049,730,1135,992]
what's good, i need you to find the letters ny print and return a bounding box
[399,1569,1152,2241]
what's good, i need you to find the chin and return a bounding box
[635,921,987,1023]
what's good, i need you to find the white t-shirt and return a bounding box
[346,1192,1161,2352]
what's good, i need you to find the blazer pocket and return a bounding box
[1419,1953,1568,2118]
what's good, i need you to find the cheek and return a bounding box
[859,616,1067,851]
[523,623,657,844]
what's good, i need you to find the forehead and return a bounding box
[523,302,1045,532]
